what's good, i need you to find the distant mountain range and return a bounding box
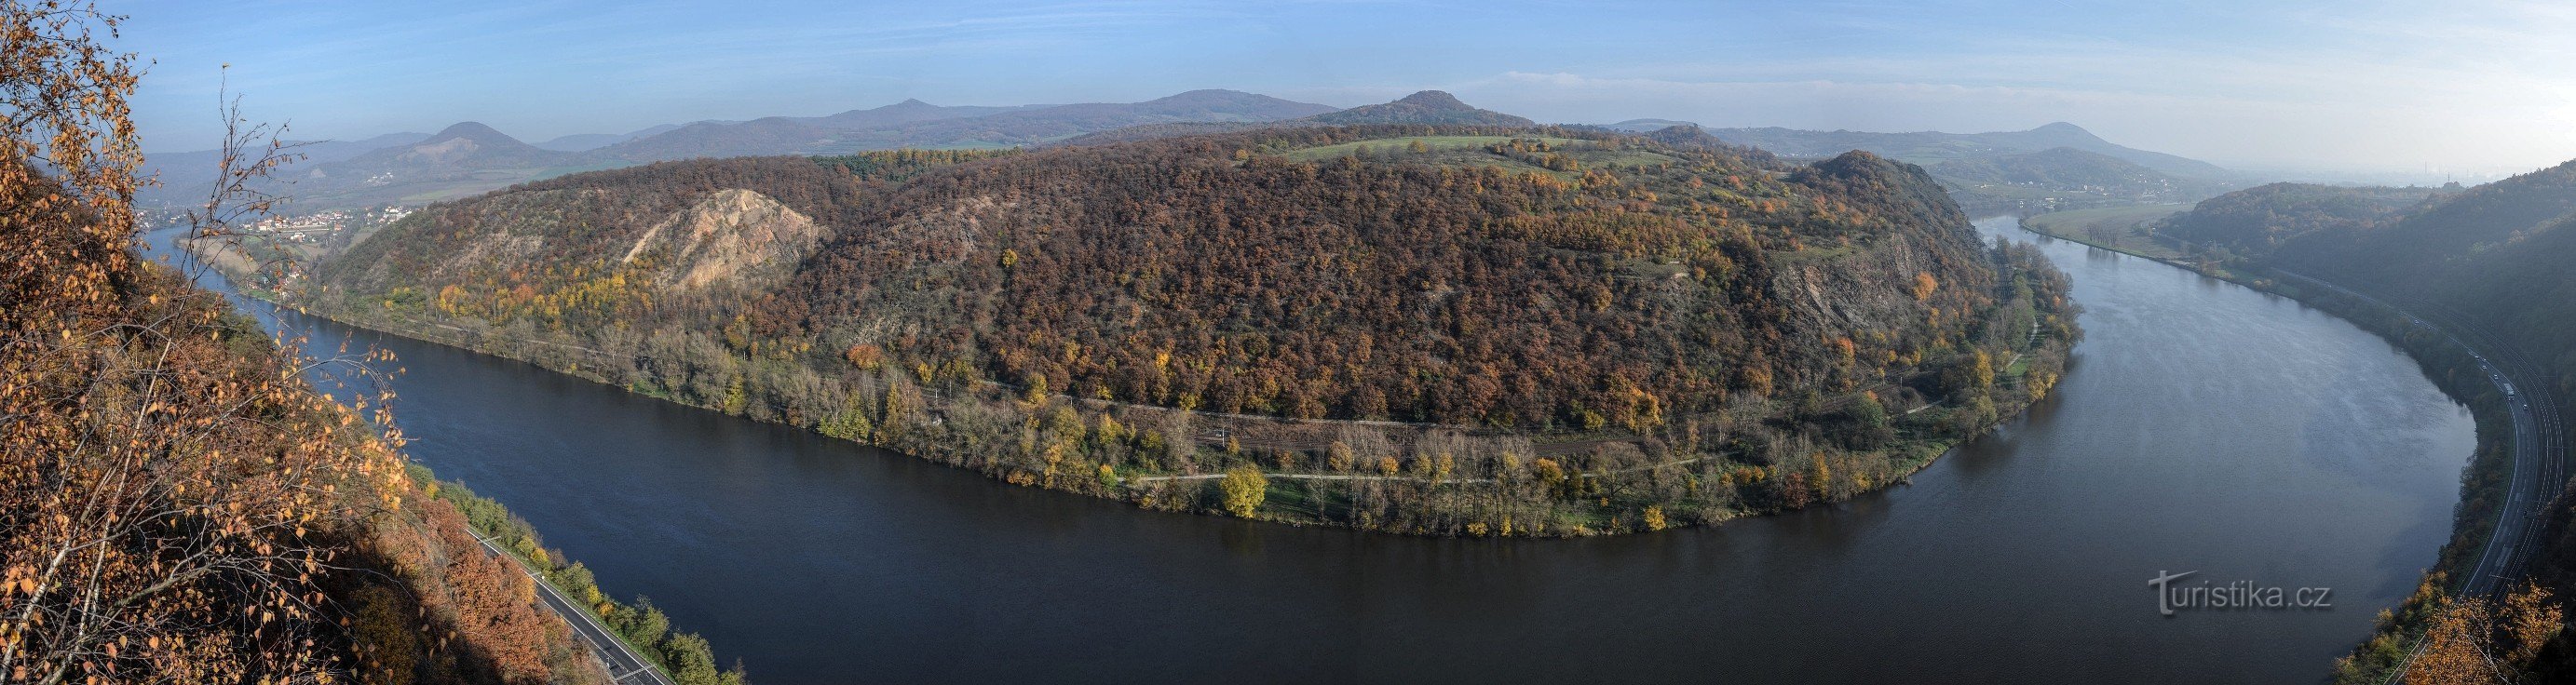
[1628,120,2230,179]
[140,89,1340,209]
[1604,119,2240,211]
[532,124,680,152]
[1051,89,1531,146]
[140,88,2231,215]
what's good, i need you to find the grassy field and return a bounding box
[2020,204,2189,258]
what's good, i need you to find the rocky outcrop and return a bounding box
[621,189,824,291]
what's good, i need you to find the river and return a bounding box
[152,215,2474,683]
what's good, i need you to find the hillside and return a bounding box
[293,126,2075,537]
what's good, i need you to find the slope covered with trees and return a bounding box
[293,124,2075,537]
[2154,181,2447,256]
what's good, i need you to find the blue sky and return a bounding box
[115,0,2576,175]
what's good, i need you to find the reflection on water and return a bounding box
[152,219,2474,683]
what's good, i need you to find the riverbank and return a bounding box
[2018,209,2539,682]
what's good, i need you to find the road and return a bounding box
[474,536,677,685]
[2270,270,2568,597]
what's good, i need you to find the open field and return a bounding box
[2021,204,2188,258]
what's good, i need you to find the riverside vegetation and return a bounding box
[249,120,2078,537]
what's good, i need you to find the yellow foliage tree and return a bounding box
[1219,465,1268,517]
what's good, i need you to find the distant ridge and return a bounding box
[1704,122,2229,179]
[135,89,1347,210]
[534,124,681,152]
[593,88,1336,161]
[1059,90,1546,146]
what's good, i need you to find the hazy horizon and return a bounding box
[117,0,2576,178]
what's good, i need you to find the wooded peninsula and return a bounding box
[243,125,2077,536]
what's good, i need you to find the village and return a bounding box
[245,204,414,244]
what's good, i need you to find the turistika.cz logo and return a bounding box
[2148,571,2333,616]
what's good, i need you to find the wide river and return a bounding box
[158,216,2473,683]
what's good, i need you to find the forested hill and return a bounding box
[316,127,2001,424]
[2153,181,2447,256]
[2163,162,2576,363]
[296,125,2076,536]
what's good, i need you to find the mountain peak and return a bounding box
[427,121,515,142]
[1306,90,1533,127]
[1159,88,1250,99]
[1391,90,1471,110]
[888,98,934,108]
[365,120,551,167]
[2030,121,2096,137]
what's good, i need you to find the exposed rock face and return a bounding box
[622,189,823,291]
